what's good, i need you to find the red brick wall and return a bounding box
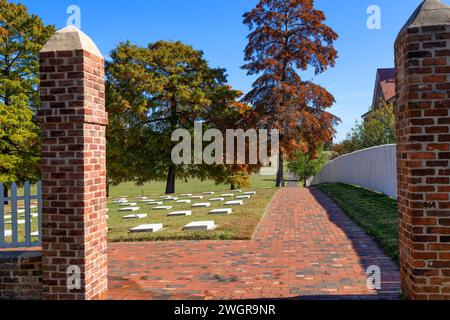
[395,24,450,300]
[38,49,108,300]
[0,251,42,300]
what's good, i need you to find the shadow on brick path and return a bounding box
[107,187,401,300]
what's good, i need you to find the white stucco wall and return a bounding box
[311,144,397,198]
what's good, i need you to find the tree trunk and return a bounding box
[303,179,307,188]
[276,152,285,187]
[166,97,178,195]
[3,185,8,205]
[106,177,110,198]
[230,181,236,191]
[165,165,176,194]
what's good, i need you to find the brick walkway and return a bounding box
[107,188,401,300]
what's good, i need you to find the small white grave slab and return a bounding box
[210,198,225,202]
[142,199,156,203]
[153,206,172,210]
[130,224,163,233]
[31,231,39,237]
[176,199,191,204]
[221,194,233,197]
[122,214,148,220]
[225,200,244,206]
[119,202,137,206]
[5,219,25,225]
[145,201,163,206]
[192,203,211,208]
[4,230,12,237]
[163,197,178,201]
[19,212,37,218]
[236,195,251,199]
[190,195,204,199]
[180,194,193,197]
[183,221,217,231]
[203,192,215,195]
[18,205,37,210]
[119,207,140,212]
[243,191,257,195]
[168,210,192,217]
[209,208,232,215]
[134,196,148,200]
[231,190,242,193]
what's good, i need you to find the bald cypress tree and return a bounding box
[242,0,340,187]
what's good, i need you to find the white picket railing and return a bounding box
[311,144,398,199]
[0,181,42,248]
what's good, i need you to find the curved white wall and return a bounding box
[312,144,397,198]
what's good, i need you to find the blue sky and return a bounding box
[15,0,437,142]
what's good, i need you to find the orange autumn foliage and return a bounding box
[242,0,340,185]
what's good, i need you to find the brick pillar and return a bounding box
[395,0,450,300]
[38,26,108,300]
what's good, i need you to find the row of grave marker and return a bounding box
[111,190,257,234]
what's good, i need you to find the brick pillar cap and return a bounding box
[40,25,103,58]
[398,0,450,38]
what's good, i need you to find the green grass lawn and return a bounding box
[1,200,40,246]
[1,173,279,244]
[109,174,277,198]
[316,183,399,263]
[108,187,276,242]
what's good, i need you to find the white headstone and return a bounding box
[119,207,140,212]
[180,194,193,197]
[163,197,178,201]
[145,201,163,206]
[210,198,225,202]
[168,211,192,217]
[192,203,211,208]
[221,194,233,197]
[31,231,39,237]
[243,191,256,195]
[4,230,12,237]
[5,220,25,225]
[176,199,191,204]
[183,221,217,231]
[236,195,251,199]
[225,200,244,206]
[190,195,204,199]
[209,208,232,215]
[153,206,173,210]
[203,192,215,195]
[130,224,163,233]
[122,214,148,219]
[231,190,242,193]
[119,202,137,206]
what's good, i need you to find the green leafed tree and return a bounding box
[288,148,327,187]
[0,0,54,198]
[106,41,243,194]
[342,102,396,154]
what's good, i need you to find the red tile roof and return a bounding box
[377,68,396,101]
